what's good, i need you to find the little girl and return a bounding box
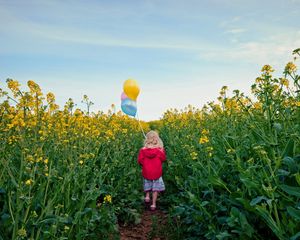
[138,130,166,211]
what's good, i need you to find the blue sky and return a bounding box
[1,0,300,120]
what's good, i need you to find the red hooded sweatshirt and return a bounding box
[138,147,166,180]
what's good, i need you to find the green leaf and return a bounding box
[281,139,295,158]
[216,231,231,239]
[240,212,254,237]
[201,201,209,207]
[295,173,300,186]
[277,169,290,176]
[282,156,298,173]
[230,206,240,217]
[255,206,284,239]
[239,174,260,191]
[235,197,253,211]
[208,175,231,193]
[283,156,295,166]
[82,208,92,215]
[290,231,300,240]
[38,215,57,225]
[173,206,186,215]
[250,196,270,206]
[287,206,300,221]
[280,185,300,197]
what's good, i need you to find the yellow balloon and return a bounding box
[123,79,140,100]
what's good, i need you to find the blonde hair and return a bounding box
[144,130,164,148]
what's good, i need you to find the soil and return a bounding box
[119,206,168,240]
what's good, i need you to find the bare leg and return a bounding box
[151,191,158,208]
[145,191,150,202]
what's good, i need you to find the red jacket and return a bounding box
[138,147,166,180]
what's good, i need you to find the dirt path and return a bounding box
[119,208,168,240]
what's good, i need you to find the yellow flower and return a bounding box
[104,194,112,204]
[285,62,297,74]
[201,129,209,135]
[253,102,262,109]
[280,78,289,87]
[50,103,59,111]
[273,84,279,92]
[25,179,33,185]
[7,79,20,92]
[44,158,49,164]
[255,77,263,84]
[199,136,209,144]
[105,130,114,140]
[79,160,84,165]
[27,80,42,96]
[46,92,55,103]
[261,65,274,74]
[17,227,27,238]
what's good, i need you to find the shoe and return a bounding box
[144,197,150,203]
[150,205,156,211]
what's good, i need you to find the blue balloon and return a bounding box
[121,98,137,117]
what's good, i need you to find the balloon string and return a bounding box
[136,112,146,138]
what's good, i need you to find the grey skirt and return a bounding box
[143,177,165,192]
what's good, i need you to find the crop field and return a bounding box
[1,49,300,239]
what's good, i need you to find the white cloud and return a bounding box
[0,5,215,54]
[220,16,241,28]
[225,28,247,34]
[201,32,300,67]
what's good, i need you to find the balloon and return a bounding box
[123,79,140,101]
[121,92,128,101]
[121,98,137,117]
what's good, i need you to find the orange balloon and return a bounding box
[123,79,140,100]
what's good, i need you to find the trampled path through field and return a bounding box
[119,208,168,240]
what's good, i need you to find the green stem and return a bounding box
[43,162,52,206]
[8,192,15,224]
[12,149,26,239]
[273,203,281,232]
